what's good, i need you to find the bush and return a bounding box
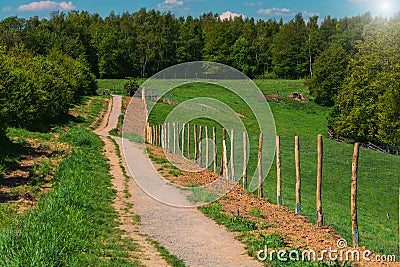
[123,78,139,97]
[0,47,98,128]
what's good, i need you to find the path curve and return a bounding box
[122,97,262,267]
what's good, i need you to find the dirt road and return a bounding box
[113,96,261,266]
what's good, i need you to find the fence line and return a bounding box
[144,122,398,251]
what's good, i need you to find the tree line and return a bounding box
[0,9,372,79]
[0,9,399,146]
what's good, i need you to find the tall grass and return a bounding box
[0,128,139,266]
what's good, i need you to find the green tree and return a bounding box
[253,19,280,76]
[307,44,349,106]
[330,16,400,145]
[272,13,308,79]
[232,36,252,75]
[306,15,322,78]
[202,14,238,65]
[176,16,203,63]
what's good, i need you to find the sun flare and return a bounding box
[381,1,391,11]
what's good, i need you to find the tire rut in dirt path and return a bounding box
[94,95,170,266]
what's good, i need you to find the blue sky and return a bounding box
[0,0,399,21]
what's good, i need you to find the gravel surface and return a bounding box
[96,95,170,266]
[122,97,261,267]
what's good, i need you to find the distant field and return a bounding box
[100,78,399,256]
[96,79,146,96]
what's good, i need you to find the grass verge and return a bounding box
[146,238,186,267]
[0,128,141,266]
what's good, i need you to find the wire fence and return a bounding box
[145,122,399,257]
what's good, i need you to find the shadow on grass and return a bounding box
[22,114,85,133]
[0,133,55,202]
[0,134,33,171]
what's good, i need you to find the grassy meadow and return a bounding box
[102,78,399,256]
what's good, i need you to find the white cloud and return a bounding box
[59,1,75,10]
[165,0,183,5]
[17,1,76,12]
[1,6,13,12]
[219,10,245,20]
[157,0,184,10]
[257,7,291,16]
[244,2,263,7]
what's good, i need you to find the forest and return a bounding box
[0,8,399,146]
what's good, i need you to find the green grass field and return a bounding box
[97,78,146,96]
[101,78,399,256]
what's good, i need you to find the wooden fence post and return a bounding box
[181,123,185,156]
[194,124,198,161]
[152,125,155,145]
[173,123,177,154]
[276,136,282,206]
[205,126,209,168]
[316,134,324,227]
[145,122,148,143]
[243,132,247,190]
[351,142,360,247]
[163,123,167,150]
[148,123,151,144]
[150,124,152,144]
[230,129,235,181]
[187,123,190,159]
[199,126,203,167]
[222,128,228,179]
[158,125,161,146]
[161,124,164,149]
[155,124,158,146]
[295,136,301,214]
[213,127,217,173]
[167,122,171,152]
[177,123,180,154]
[258,132,263,198]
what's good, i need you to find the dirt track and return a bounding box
[98,95,261,266]
[95,95,170,266]
[122,97,261,266]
